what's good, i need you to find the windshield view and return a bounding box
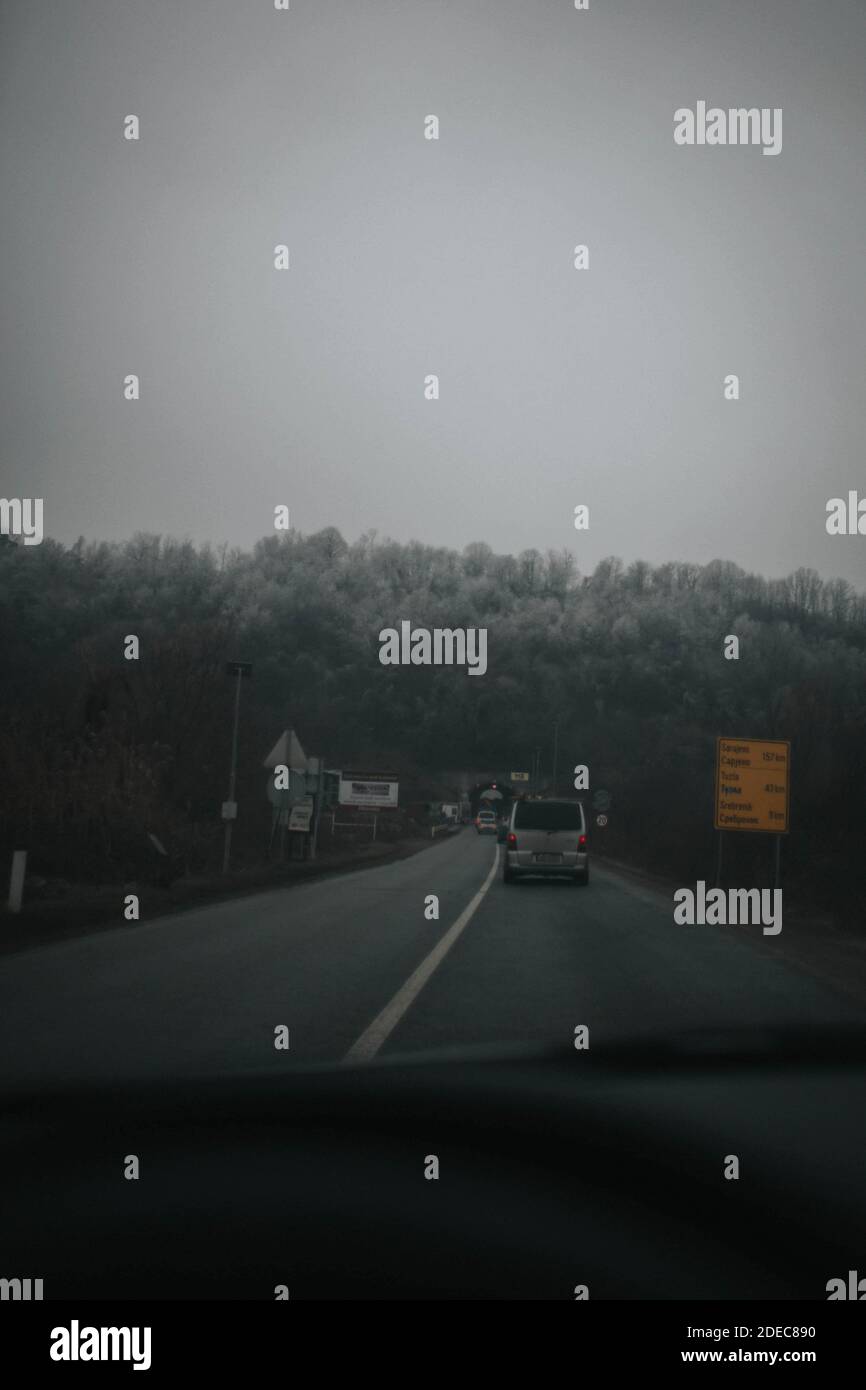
[1,0,865,1361]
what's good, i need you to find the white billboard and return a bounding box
[338,771,399,809]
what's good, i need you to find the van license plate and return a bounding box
[534,853,562,864]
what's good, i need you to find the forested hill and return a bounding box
[1,529,864,906]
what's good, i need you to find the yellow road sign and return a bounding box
[714,737,790,834]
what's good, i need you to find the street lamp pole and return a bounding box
[552,720,559,797]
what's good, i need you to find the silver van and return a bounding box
[503,798,589,885]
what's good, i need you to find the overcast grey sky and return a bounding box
[1,0,864,586]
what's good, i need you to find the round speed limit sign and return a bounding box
[596,814,608,827]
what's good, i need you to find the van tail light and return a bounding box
[578,835,587,848]
[507,833,517,848]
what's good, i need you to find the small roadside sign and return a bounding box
[288,803,313,832]
[592,789,611,812]
[596,814,608,828]
[714,737,790,834]
[511,772,530,782]
[221,801,238,821]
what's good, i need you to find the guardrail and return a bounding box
[431,822,460,839]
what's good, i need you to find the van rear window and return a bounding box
[514,801,583,831]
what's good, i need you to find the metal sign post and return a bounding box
[222,661,252,874]
[310,757,325,859]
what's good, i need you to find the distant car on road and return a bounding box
[503,797,588,884]
[475,810,497,835]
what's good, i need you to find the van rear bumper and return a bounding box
[506,851,588,874]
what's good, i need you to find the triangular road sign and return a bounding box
[262,728,309,772]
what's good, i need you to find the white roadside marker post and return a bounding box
[8,849,27,913]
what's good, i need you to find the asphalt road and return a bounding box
[0,829,861,1086]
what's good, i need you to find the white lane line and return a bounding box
[343,846,501,1064]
